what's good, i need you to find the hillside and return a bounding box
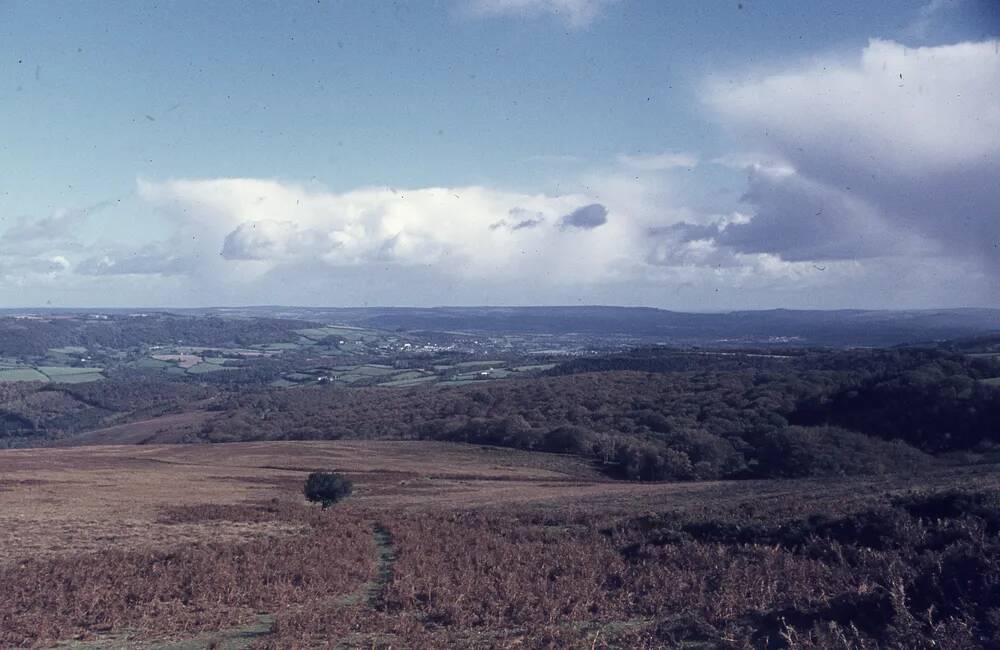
[190,306,1000,347]
[2,441,998,648]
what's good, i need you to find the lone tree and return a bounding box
[304,472,353,509]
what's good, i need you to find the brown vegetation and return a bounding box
[2,442,999,648]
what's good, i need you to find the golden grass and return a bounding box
[0,441,598,565]
[4,441,999,565]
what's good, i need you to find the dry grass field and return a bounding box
[0,441,598,563]
[2,442,999,649]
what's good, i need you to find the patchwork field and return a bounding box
[2,442,1000,648]
[0,364,104,384]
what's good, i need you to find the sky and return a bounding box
[0,0,998,310]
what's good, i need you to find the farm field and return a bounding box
[2,441,999,648]
[266,360,554,389]
[0,364,104,384]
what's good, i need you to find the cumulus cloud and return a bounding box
[703,38,1000,274]
[558,203,608,230]
[467,0,614,28]
[221,221,331,261]
[125,179,634,289]
[4,38,996,308]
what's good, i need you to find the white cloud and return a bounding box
[4,39,997,308]
[126,178,634,287]
[707,39,1000,170]
[703,39,1000,278]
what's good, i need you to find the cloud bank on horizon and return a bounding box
[1,2,997,309]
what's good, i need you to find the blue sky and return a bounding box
[1,0,998,308]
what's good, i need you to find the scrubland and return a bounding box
[2,441,998,649]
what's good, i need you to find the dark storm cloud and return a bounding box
[558,203,608,230]
[716,169,899,262]
[705,39,1000,272]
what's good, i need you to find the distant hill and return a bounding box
[0,312,312,357]
[189,306,1000,347]
[3,306,999,347]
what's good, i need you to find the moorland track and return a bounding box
[48,521,398,650]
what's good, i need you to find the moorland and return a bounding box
[1,307,1000,648]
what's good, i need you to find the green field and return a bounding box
[453,368,511,381]
[36,366,105,384]
[187,363,236,374]
[46,373,104,384]
[37,366,104,376]
[379,375,438,387]
[349,365,398,377]
[511,364,556,372]
[295,326,371,342]
[381,370,427,382]
[133,357,172,369]
[0,364,106,384]
[0,367,48,382]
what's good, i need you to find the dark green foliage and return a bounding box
[4,320,996,483]
[539,425,591,454]
[199,343,999,481]
[304,472,353,509]
[789,348,1000,452]
[747,425,931,478]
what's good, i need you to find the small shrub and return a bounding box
[304,472,353,509]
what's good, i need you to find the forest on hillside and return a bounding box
[3,333,1000,483]
[198,346,1000,481]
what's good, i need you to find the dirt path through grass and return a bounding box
[366,524,396,606]
[326,522,395,609]
[50,522,398,650]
